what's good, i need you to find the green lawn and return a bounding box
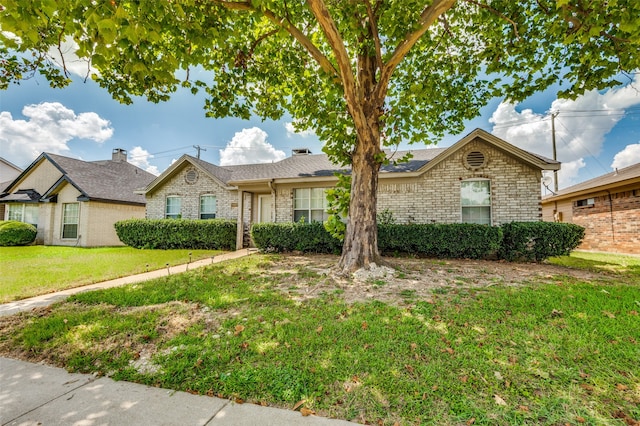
[0,246,224,303]
[1,252,638,425]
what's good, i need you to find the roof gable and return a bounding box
[142,155,234,195]
[415,128,560,175]
[1,153,156,205]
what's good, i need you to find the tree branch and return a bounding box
[307,0,360,112]
[363,0,383,77]
[464,0,520,39]
[376,0,456,101]
[211,0,339,77]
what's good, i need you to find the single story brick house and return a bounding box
[141,129,560,249]
[0,149,156,246]
[542,162,640,255]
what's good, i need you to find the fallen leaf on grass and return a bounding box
[602,311,616,319]
[616,384,629,391]
[466,418,476,425]
[494,394,507,406]
[293,400,306,411]
[518,405,529,412]
[576,416,586,423]
[316,326,323,333]
[300,408,315,417]
[234,325,245,335]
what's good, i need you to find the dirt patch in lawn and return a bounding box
[265,254,608,305]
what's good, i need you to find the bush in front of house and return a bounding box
[115,219,237,250]
[251,221,342,254]
[0,220,37,246]
[252,222,502,259]
[499,222,585,262]
[378,223,503,259]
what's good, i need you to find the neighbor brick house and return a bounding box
[140,129,560,248]
[0,149,156,246]
[542,162,640,255]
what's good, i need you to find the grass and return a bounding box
[1,252,638,425]
[0,246,223,303]
[548,251,640,277]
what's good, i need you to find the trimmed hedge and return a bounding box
[114,219,236,250]
[252,221,585,261]
[251,222,342,254]
[499,222,585,262]
[378,223,503,259]
[0,220,37,246]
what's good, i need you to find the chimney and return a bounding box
[292,148,311,156]
[112,148,127,162]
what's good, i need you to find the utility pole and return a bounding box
[551,111,559,193]
[193,145,207,159]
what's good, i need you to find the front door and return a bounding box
[258,194,273,223]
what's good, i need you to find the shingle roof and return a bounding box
[543,162,640,200]
[41,154,156,204]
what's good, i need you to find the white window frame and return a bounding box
[293,188,329,223]
[200,195,217,219]
[461,179,492,225]
[165,196,182,219]
[61,203,80,239]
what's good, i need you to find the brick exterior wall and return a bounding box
[146,166,238,220]
[273,139,543,225]
[572,190,640,254]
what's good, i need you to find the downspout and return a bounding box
[268,179,276,222]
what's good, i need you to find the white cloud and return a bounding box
[611,143,640,170]
[129,146,160,176]
[490,74,640,187]
[0,102,113,167]
[219,127,286,166]
[284,122,315,138]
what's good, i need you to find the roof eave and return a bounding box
[542,176,640,203]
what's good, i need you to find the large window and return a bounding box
[62,203,79,239]
[200,195,217,219]
[461,179,491,225]
[165,196,182,219]
[294,188,329,223]
[8,204,39,227]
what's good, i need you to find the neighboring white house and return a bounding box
[0,149,156,246]
[140,129,561,248]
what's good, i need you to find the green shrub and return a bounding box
[0,221,37,246]
[251,222,342,254]
[499,222,585,262]
[378,223,503,259]
[115,219,236,250]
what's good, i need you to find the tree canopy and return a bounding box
[1,0,638,271]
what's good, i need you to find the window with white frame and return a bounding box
[294,188,329,223]
[165,196,182,219]
[62,203,79,239]
[461,179,491,225]
[8,204,38,225]
[200,195,217,219]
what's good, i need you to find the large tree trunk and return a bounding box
[337,133,383,273]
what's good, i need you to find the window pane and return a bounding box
[8,204,23,221]
[294,210,308,223]
[310,188,326,209]
[166,197,181,218]
[294,188,309,209]
[462,207,491,225]
[461,180,490,206]
[310,209,327,222]
[62,203,79,239]
[200,195,217,219]
[24,205,39,227]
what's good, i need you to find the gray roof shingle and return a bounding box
[42,154,157,205]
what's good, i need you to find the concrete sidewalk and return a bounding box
[0,249,256,317]
[0,357,354,425]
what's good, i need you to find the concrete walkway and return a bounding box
[0,357,354,425]
[0,249,256,317]
[0,249,356,425]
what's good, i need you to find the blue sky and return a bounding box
[1,67,639,194]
